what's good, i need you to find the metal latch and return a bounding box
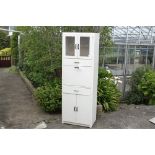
[74,107,78,111]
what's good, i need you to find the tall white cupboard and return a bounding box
[62,32,100,128]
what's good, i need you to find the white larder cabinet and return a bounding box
[62,32,99,128]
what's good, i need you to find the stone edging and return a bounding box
[18,70,35,94]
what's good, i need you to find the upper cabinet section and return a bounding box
[63,33,97,59]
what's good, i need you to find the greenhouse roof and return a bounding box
[112,26,155,45]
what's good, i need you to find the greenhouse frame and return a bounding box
[101,26,155,95]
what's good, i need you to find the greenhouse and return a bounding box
[101,26,155,94]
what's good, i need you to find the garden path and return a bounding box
[0,68,53,128]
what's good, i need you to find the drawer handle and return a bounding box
[74,66,79,69]
[73,90,79,92]
[74,61,79,63]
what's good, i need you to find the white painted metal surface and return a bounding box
[62,66,93,87]
[62,32,100,128]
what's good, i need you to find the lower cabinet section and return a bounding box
[76,95,91,126]
[62,93,76,123]
[62,93,94,127]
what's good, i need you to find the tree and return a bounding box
[15,26,62,86]
[0,30,10,50]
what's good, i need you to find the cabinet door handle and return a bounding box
[74,107,76,111]
[77,44,79,49]
[74,107,78,111]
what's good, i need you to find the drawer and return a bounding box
[62,65,93,87]
[63,59,93,67]
[62,85,91,96]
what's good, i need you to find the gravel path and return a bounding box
[0,68,155,129]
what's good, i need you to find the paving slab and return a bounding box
[149,117,155,124]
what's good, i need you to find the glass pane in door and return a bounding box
[66,36,75,56]
[80,37,90,57]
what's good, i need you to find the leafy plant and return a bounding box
[98,67,113,79]
[0,48,11,56]
[97,68,121,112]
[125,67,153,104]
[11,32,19,65]
[0,30,10,50]
[138,70,155,105]
[16,27,62,87]
[34,78,62,112]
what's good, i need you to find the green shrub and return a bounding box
[0,30,10,50]
[18,27,62,87]
[98,67,113,79]
[97,68,121,112]
[125,67,146,104]
[0,48,11,56]
[11,32,19,65]
[34,78,62,112]
[138,70,155,105]
[26,72,48,88]
[125,67,151,104]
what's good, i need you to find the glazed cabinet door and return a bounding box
[77,34,93,59]
[63,33,93,59]
[63,34,78,59]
